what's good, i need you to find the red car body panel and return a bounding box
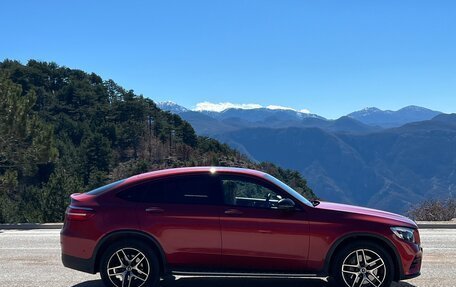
[137,203,222,269]
[220,206,310,272]
[61,167,422,280]
[305,202,421,276]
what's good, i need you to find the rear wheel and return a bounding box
[329,242,394,287]
[100,240,159,287]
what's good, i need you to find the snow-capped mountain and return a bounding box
[158,102,323,120]
[155,101,380,134]
[203,107,324,122]
[156,101,443,133]
[348,105,442,127]
[157,101,189,113]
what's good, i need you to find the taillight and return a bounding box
[65,206,95,221]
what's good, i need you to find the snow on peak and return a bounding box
[194,102,262,112]
[157,101,188,113]
[266,105,296,111]
[193,101,311,114]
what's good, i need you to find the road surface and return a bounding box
[0,229,455,287]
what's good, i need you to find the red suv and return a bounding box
[61,167,422,287]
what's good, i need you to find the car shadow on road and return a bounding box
[393,283,417,287]
[71,278,327,287]
[70,280,103,287]
[71,278,418,287]
[163,277,329,287]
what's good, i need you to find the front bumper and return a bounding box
[400,246,423,280]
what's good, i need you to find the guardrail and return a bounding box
[416,221,456,229]
[1,222,456,230]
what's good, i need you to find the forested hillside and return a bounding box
[0,60,315,223]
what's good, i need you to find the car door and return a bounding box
[220,175,310,273]
[132,174,223,271]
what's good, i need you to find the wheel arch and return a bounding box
[323,232,403,281]
[93,230,169,276]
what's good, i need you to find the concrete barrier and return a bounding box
[0,223,63,230]
[417,221,456,229]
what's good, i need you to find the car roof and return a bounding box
[123,166,267,185]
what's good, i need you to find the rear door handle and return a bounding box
[224,209,243,215]
[145,207,164,214]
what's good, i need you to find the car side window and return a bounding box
[163,175,221,205]
[118,175,222,205]
[117,181,164,203]
[222,178,281,209]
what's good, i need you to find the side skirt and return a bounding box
[172,270,326,279]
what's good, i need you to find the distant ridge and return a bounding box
[157,102,381,134]
[158,102,443,129]
[348,105,442,128]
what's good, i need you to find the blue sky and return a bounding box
[1,0,455,118]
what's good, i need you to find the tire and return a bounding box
[100,240,160,287]
[329,242,394,287]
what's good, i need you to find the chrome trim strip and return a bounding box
[171,271,319,278]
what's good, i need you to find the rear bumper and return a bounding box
[60,225,98,274]
[62,253,96,274]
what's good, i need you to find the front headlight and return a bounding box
[391,227,415,243]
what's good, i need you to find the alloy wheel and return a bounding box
[107,247,150,287]
[341,248,387,287]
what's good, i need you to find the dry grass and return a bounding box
[407,198,456,221]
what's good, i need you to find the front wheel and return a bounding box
[329,242,394,287]
[100,240,159,287]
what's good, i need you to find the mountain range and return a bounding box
[158,102,455,214]
[159,102,441,134]
[347,106,442,128]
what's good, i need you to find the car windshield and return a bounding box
[264,174,313,207]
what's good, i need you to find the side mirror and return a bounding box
[277,198,295,211]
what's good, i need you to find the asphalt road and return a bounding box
[0,229,455,287]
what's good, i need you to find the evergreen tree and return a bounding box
[39,168,83,222]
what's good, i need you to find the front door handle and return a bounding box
[145,207,164,214]
[224,209,243,215]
